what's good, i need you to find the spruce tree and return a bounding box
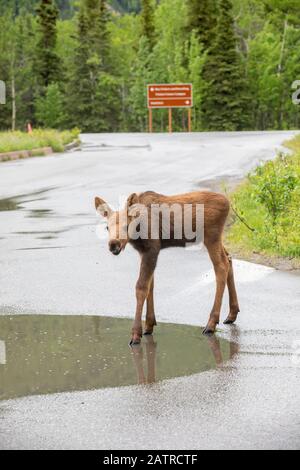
[35,0,61,88]
[35,82,65,128]
[99,0,111,68]
[202,0,249,131]
[67,0,119,131]
[85,0,110,68]
[15,14,36,128]
[141,0,156,50]
[186,0,217,51]
[128,36,152,131]
[67,4,94,130]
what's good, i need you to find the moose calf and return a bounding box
[95,191,240,345]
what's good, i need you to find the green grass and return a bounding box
[284,133,300,153]
[0,128,80,154]
[227,136,300,259]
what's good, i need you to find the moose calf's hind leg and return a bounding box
[203,243,230,336]
[224,252,240,325]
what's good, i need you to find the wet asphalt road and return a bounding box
[0,131,300,450]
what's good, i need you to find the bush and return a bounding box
[228,144,300,258]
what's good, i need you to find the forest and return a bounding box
[0,0,140,16]
[0,0,300,133]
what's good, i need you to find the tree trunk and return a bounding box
[277,18,288,129]
[278,18,288,76]
[11,74,16,132]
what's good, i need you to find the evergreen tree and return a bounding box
[99,0,111,68]
[186,0,217,51]
[0,12,15,130]
[67,3,94,130]
[202,0,249,131]
[35,0,61,88]
[35,82,65,127]
[187,31,206,130]
[95,72,122,131]
[141,0,155,50]
[85,0,110,69]
[128,36,153,131]
[14,14,37,128]
[67,0,119,131]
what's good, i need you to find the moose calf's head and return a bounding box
[95,194,139,256]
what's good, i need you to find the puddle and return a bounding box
[0,198,21,211]
[26,209,53,219]
[15,246,66,251]
[82,142,151,152]
[0,315,237,401]
[13,224,88,239]
[0,188,56,213]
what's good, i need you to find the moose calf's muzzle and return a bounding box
[109,240,122,256]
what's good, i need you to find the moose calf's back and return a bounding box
[135,190,230,242]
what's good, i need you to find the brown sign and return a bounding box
[147,84,193,109]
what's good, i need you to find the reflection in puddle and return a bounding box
[0,315,238,401]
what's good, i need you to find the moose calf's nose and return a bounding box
[109,240,121,255]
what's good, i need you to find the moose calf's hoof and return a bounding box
[129,332,142,347]
[129,338,141,347]
[202,327,215,336]
[224,318,235,325]
[144,330,153,336]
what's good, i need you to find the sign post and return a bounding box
[149,108,153,133]
[188,108,192,133]
[168,108,172,133]
[147,84,193,133]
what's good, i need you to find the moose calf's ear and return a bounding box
[127,193,139,208]
[95,197,111,218]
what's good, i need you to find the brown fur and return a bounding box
[95,191,240,345]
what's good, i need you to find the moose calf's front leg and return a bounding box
[131,284,148,345]
[130,251,158,346]
[144,277,157,336]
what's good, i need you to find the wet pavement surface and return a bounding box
[0,132,299,449]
